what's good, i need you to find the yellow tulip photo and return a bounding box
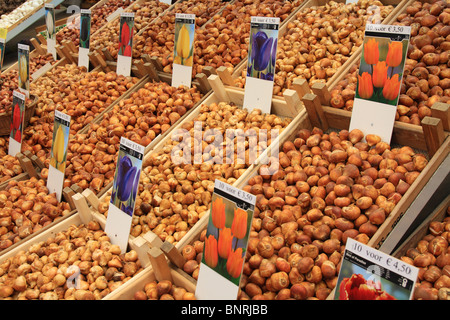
[18,50,29,92]
[50,121,70,173]
[174,23,195,67]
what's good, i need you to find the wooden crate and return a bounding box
[309,89,449,157]
[94,0,230,74]
[72,75,306,261]
[0,47,66,80]
[229,0,408,90]
[104,250,197,299]
[34,0,107,38]
[0,173,79,259]
[392,194,450,259]
[140,0,309,87]
[0,63,151,255]
[151,91,449,300]
[2,0,53,34]
[60,0,176,64]
[306,0,450,155]
[0,205,149,300]
[68,64,214,200]
[245,92,449,248]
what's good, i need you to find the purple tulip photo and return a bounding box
[247,29,278,80]
[111,154,141,216]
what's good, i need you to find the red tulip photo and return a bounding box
[121,22,130,47]
[382,74,401,101]
[356,35,408,106]
[339,274,396,300]
[372,61,388,88]
[363,38,379,65]
[12,103,21,130]
[204,234,218,269]
[231,208,247,240]
[14,129,21,143]
[10,102,24,143]
[386,41,403,68]
[202,193,253,287]
[358,72,373,99]
[226,247,244,279]
[119,19,133,57]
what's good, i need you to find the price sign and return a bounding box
[47,111,71,202]
[172,13,196,88]
[335,238,418,300]
[105,137,144,253]
[196,180,256,300]
[116,13,135,77]
[349,24,411,143]
[8,91,26,157]
[243,16,280,114]
[0,38,5,69]
[78,9,91,70]
[45,4,57,60]
[17,44,30,98]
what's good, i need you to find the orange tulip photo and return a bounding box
[201,194,253,285]
[357,36,408,106]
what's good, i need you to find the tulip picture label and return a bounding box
[243,16,280,114]
[105,137,144,253]
[196,180,256,300]
[172,13,195,88]
[116,12,135,77]
[335,238,418,300]
[8,91,26,157]
[0,38,5,69]
[44,4,57,60]
[17,44,30,98]
[47,110,71,202]
[78,9,91,70]
[349,24,411,143]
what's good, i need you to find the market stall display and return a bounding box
[0,0,448,302]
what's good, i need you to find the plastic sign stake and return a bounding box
[106,7,124,23]
[78,9,91,70]
[196,180,256,300]
[335,238,419,300]
[243,16,280,114]
[47,111,71,202]
[17,44,30,98]
[45,4,57,60]
[116,12,135,77]
[105,137,144,253]
[349,24,411,144]
[172,13,196,88]
[8,91,26,157]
